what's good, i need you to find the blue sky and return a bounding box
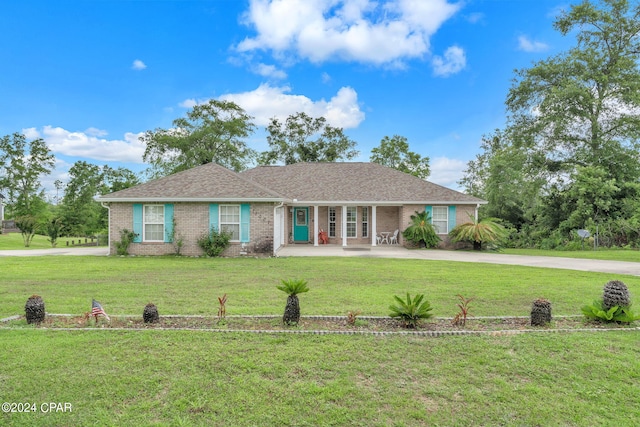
[0,0,575,195]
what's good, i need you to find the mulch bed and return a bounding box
[3,314,639,334]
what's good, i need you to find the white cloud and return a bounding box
[429,156,467,189]
[236,0,461,66]
[22,127,41,139]
[432,45,466,77]
[132,59,147,70]
[84,127,108,137]
[517,35,549,52]
[252,63,288,79]
[179,99,198,109]
[321,72,331,84]
[217,83,365,128]
[38,126,145,163]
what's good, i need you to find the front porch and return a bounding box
[283,204,412,248]
[276,243,411,257]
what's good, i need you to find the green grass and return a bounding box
[0,233,53,250]
[503,248,640,262]
[1,256,638,318]
[0,233,101,250]
[1,330,638,426]
[1,256,639,426]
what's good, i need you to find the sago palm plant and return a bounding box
[277,279,310,325]
[449,216,508,250]
[389,293,433,328]
[402,211,440,248]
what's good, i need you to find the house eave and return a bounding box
[95,197,288,203]
[95,197,487,205]
[286,200,488,206]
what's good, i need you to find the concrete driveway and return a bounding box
[276,245,640,276]
[0,247,108,257]
[2,244,639,276]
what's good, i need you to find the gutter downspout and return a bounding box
[273,201,284,256]
[475,203,480,222]
[101,202,111,256]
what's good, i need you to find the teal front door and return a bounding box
[293,207,309,242]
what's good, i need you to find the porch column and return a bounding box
[313,205,319,246]
[342,205,348,247]
[371,205,377,246]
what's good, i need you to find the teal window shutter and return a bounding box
[209,204,219,232]
[425,205,433,223]
[448,206,456,232]
[133,204,143,242]
[240,203,251,242]
[164,204,174,242]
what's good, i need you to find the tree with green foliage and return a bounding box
[507,0,640,179]
[259,112,358,165]
[0,132,54,218]
[60,161,140,236]
[462,0,640,248]
[141,100,256,178]
[60,161,104,236]
[44,217,63,247]
[563,166,621,231]
[370,135,430,179]
[459,130,544,231]
[15,215,39,247]
[102,166,140,193]
[59,160,140,236]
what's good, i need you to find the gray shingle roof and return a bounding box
[241,162,484,204]
[97,163,284,202]
[98,162,485,204]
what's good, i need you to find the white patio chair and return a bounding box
[389,229,399,245]
[376,234,383,245]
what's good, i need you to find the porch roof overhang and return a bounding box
[285,200,489,206]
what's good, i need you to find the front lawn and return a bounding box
[1,256,639,426]
[0,233,102,250]
[503,247,640,262]
[1,330,638,426]
[1,256,638,318]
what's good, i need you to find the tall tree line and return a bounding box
[461,0,640,248]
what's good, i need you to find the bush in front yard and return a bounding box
[197,227,231,257]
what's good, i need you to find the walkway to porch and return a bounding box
[277,244,413,258]
[274,245,640,275]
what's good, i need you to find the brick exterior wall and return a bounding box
[400,204,477,248]
[108,202,478,255]
[108,202,275,257]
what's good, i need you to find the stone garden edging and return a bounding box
[2,314,639,336]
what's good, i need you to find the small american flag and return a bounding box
[91,299,110,321]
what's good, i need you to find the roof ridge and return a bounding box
[229,165,288,199]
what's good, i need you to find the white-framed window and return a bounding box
[144,205,164,242]
[328,207,336,238]
[347,206,357,238]
[361,207,369,238]
[432,206,448,234]
[220,205,240,241]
